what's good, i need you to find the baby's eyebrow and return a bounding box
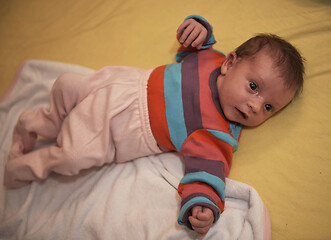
[249,66,265,87]
[257,76,266,88]
[270,97,287,112]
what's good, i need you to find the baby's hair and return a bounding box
[235,34,305,96]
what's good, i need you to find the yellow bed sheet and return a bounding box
[0,0,330,239]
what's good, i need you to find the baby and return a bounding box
[4,15,304,235]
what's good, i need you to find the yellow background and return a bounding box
[1,0,330,239]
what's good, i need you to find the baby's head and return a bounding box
[217,34,305,127]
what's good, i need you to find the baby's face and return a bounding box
[217,49,296,127]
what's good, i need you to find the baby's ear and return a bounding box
[221,52,237,75]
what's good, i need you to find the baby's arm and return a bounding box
[189,206,214,235]
[177,18,208,50]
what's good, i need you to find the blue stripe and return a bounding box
[178,196,221,226]
[207,129,239,151]
[229,123,242,141]
[164,63,187,151]
[184,15,210,25]
[180,171,225,201]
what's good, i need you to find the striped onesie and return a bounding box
[5,15,242,230]
[148,15,242,228]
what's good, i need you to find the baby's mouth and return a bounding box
[236,108,248,119]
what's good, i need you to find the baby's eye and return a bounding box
[249,82,258,91]
[265,104,272,112]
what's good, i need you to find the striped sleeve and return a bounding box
[176,15,216,62]
[177,129,236,229]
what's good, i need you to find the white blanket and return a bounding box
[0,60,271,240]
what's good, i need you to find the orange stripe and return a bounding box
[181,129,233,176]
[147,65,176,151]
[213,50,227,67]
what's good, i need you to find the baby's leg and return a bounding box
[9,117,38,159]
[5,86,114,188]
[5,141,114,188]
[9,72,97,159]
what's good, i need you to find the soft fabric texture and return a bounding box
[148,15,242,228]
[0,60,270,239]
[3,15,242,228]
[0,1,330,239]
[4,66,161,188]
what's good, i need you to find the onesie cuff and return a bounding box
[177,195,221,230]
[177,171,226,230]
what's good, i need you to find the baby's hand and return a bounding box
[189,206,214,235]
[177,19,208,50]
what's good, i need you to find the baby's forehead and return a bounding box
[247,50,285,77]
[245,51,295,92]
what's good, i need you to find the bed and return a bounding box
[0,0,330,239]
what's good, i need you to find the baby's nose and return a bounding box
[248,97,263,113]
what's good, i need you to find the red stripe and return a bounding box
[177,45,197,53]
[147,65,176,151]
[181,129,233,176]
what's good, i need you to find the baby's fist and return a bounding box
[189,206,214,235]
[177,19,207,50]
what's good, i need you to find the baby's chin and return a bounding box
[238,120,266,128]
[223,108,266,127]
[225,116,245,126]
[223,112,246,126]
[226,116,264,127]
